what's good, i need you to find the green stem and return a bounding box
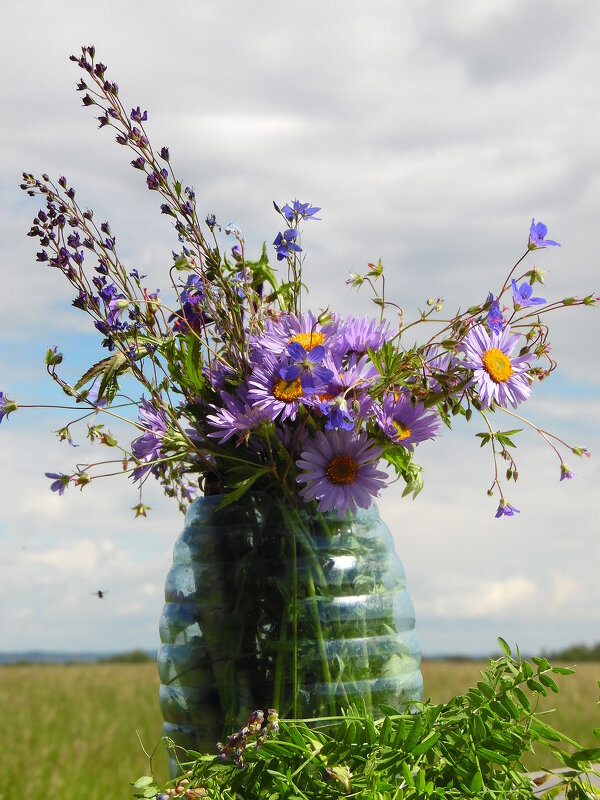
[278,502,335,716]
[292,532,299,718]
[305,571,336,716]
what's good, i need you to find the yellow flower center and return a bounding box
[326,454,358,485]
[289,331,325,351]
[482,348,513,383]
[392,421,412,440]
[272,376,303,402]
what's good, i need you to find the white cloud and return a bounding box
[422,576,537,619]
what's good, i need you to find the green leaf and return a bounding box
[526,678,547,697]
[413,731,440,756]
[570,747,600,762]
[497,637,512,657]
[216,470,269,509]
[476,681,495,699]
[133,776,154,788]
[512,686,530,712]
[522,660,534,679]
[538,673,559,693]
[551,666,575,675]
[403,715,424,752]
[475,746,509,764]
[469,770,483,793]
[532,656,551,672]
[472,713,486,742]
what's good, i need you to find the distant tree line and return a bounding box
[543,642,600,661]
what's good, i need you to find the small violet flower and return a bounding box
[279,200,321,222]
[486,293,503,335]
[0,391,18,423]
[528,219,560,250]
[45,472,70,495]
[560,463,576,481]
[273,229,302,261]
[511,280,546,309]
[279,341,334,391]
[495,499,520,518]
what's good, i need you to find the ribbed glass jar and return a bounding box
[158,493,422,767]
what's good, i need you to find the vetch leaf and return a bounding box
[498,637,512,657]
[133,776,154,788]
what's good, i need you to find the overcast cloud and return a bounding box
[1,1,599,657]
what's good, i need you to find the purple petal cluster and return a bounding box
[495,500,520,518]
[296,429,387,517]
[375,390,441,450]
[131,397,169,480]
[45,472,70,495]
[460,324,533,409]
[206,389,268,444]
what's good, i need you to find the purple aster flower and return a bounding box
[279,342,334,391]
[0,391,18,423]
[296,429,387,518]
[459,324,533,409]
[560,463,576,481]
[307,353,378,428]
[247,353,307,423]
[528,219,560,250]
[495,499,520,518]
[253,311,342,360]
[486,293,503,335]
[511,280,546,309]
[273,229,302,261]
[335,316,395,360]
[131,397,169,480]
[375,390,441,450]
[206,388,269,445]
[45,472,70,495]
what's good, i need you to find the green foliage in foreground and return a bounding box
[135,641,600,800]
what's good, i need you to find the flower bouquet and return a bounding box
[4,44,597,759]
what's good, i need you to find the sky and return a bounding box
[0,1,599,658]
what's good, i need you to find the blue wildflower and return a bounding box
[528,219,560,250]
[280,200,321,222]
[279,341,334,391]
[486,293,503,335]
[273,229,302,261]
[495,499,520,518]
[511,280,546,309]
[45,472,70,495]
[560,463,576,481]
[0,392,18,423]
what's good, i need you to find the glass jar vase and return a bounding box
[158,493,422,769]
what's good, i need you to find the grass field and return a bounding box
[1,660,598,799]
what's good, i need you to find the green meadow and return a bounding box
[1,660,598,800]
